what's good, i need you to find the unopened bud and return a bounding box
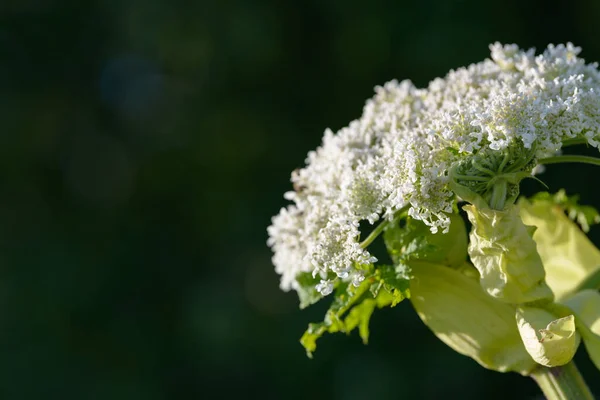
[516,307,578,367]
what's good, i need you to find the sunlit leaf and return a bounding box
[528,190,600,232]
[410,261,536,375]
[296,272,324,309]
[519,196,600,299]
[383,212,467,268]
[300,265,409,357]
[562,290,600,372]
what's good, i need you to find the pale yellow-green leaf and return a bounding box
[409,261,536,375]
[464,204,554,304]
[562,289,600,372]
[515,307,578,367]
[519,198,600,300]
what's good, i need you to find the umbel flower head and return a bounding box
[268,42,600,295]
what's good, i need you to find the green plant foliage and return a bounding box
[383,212,467,269]
[300,210,469,357]
[519,195,600,299]
[528,190,600,232]
[369,264,411,306]
[562,290,600,372]
[296,272,325,309]
[410,261,537,375]
[300,265,409,357]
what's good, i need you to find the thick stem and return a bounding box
[538,155,600,167]
[489,180,507,210]
[530,362,594,400]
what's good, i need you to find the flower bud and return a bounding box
[515,307,578,367]
[410,261,536,375]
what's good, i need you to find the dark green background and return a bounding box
[2,0,600,398]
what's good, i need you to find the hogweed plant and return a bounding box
[267,43,600,399]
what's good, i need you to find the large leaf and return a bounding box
[562,290,600,372]
[528,190,600,232]
[519,196,600,300]
[409,261,536,375]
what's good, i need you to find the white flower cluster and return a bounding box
[268,43,600,294]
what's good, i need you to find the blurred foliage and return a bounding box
[1,0,600,398]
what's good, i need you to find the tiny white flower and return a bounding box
[268,43,600,293]
[352,272,366,287]
[315,279,334,296]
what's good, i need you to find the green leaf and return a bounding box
[376,264,411,306]
[410,261,537,375]
[296,272,324,309]
[562,290,600,372]
[519,196,600,299]
[344,299,377,344]
[528,190,600,232]
[383,219,433,265]
[383,212,467,268]
[300,265,409,357]
[300,280,368,357]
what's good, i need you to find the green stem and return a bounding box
[489,180,507,210]
[562,137,589,147]
[451,173,490,182]
[471,161,496,176]
[538,155,600,167]
[360,220,390,249]
[530,362,594,400]
[359,206,409,249]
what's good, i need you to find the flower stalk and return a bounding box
[531,362,594,400]
[539,155,600,167]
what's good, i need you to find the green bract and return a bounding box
[464,204,554,304]
[449,145,537,211]
[516,307,578,367]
